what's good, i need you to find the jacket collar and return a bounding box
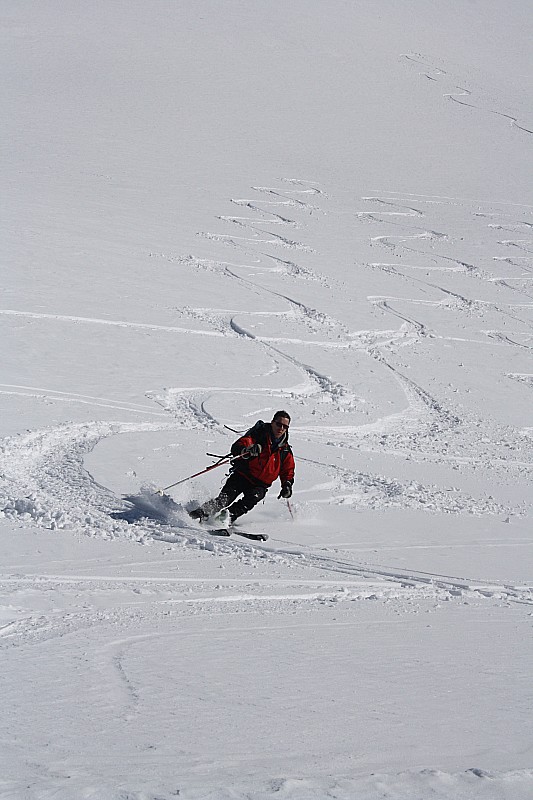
[270,428,287,448]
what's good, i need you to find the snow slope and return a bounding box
[1,1,532,798]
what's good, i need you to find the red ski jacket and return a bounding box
[230,421,295,489]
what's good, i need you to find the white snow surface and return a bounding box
[1,1,533,798]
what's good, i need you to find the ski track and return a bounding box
[0,420,174,536]
[0,308,230,337]
[401,52,533,135]
[2,180,532,628]
[0,383,168,416]
[174,183,533,484]
[1,469,531,653]
[2,553,531,650]
[4,182,533,501]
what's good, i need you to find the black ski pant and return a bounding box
[200,472,268,522]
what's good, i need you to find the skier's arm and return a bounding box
[279,451,295,485]
[230,435,255,458]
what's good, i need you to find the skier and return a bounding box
[189,410,295,527]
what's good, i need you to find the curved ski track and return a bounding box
[1,179,533,633]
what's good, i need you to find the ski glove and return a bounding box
[278,481,293,499]
[241,443,262,459]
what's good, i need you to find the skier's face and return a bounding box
[271,417,290,436]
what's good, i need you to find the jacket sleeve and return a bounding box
[230,435,254,457]
[280,450,295,484]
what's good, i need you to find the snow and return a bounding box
[1,1,533,797]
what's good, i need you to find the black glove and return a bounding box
[241,443,262,459]
[278,481,292,499]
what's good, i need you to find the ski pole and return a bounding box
[287,499,295,520]
[224,424,244,434]
[156,453,242,495]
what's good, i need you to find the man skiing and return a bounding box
[189,410,295,527]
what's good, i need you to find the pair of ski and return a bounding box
[205,526,268,542]
[198,507,269,541]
